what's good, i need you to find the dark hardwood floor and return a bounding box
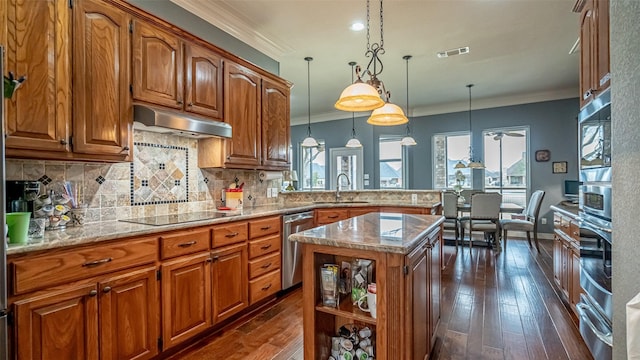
[170,237,592,360]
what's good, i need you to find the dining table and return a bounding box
[457,202,525,215]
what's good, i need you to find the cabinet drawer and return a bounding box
[161,228,210,259]
[248,234,280,259]
[12,237,158,294]
[315,209,349,225]
[249,252,281,279]
[249,216,280,239]
[249,269,281,304]
[570,220,580,242]
[212,222,248,248]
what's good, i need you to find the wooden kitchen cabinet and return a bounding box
[406,239,429,360]
[315,209,350,225]
[261,77,291,169]
[132,19,183,109]
[553,211,582,317]
[99,266,159,360]
[575,0,610,108]
[211,242,249,323]
[161,252,212,350]
[73,0,132,159]
[248,216,282,304]
[13,283,99,360]
[4,0,71,153]
[222,61,262,168]
[184,42,224,120]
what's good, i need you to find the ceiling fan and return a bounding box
[487,131,525,140]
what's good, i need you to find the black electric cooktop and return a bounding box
[119,211,237,226]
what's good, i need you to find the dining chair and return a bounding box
[441,191,460,246]
[460,189,483,204]
[459,192,502,250]
[500,190,546,251]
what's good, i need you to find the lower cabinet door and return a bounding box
[14,283,99,360]
[212,243,248,323]
[406,243,429,360]
[429,234,442,345]
[161,252,212,350]
[99,266,159,360]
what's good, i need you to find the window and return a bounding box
[299,141,326,190]
[330,147,364,190]
[379,136,405,188]
[433,133,472,190]
[483,128,529,207]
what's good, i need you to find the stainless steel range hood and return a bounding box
[133,104,232,139]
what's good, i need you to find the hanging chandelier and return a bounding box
[334,0,408,126]
[454,84,485,169]
[345,61,363,148]
[400,55,417,146]
[301,57,319,147]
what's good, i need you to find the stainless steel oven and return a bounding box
[577,213,612,360]
[579,88,611,181]
[580,183,612,222]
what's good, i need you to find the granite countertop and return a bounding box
[6,201,441,256]
[551,202,580,219]
[289,212,444,255]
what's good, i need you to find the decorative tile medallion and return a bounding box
[130,142,189,206]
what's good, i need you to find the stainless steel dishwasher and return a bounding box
[282,211,315,290]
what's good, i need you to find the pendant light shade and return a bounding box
[367,101,408,126]
[335,79,385,112]
[454,161,467,169]
[345,62,363,148]
[401,55,417,146]
[301,57,318,147]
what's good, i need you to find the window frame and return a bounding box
[379,135,407,189]
[432,131,474,190]
[298,141,326,190]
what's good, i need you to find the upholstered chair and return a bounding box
[499,190,546,251]
[460,192,502,249]
[442,191,460,246]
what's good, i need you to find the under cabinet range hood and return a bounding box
[133,104,232,139]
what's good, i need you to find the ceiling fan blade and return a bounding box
[504,132,524,137]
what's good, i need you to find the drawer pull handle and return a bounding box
[260,226,271,230]
[82,258,113,268]
[260,244,272,250]
[103,286,112,293]
[225,232,239,238]
[178,241,197,248]
[212,256,219,262]
[262,284,272,291]
[328,215,339,219]
[261,262,272,269]
[88,290,98,297]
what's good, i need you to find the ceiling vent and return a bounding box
[437,46,470,58]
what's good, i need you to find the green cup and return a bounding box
[6,212,32,244]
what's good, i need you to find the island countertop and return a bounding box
[289,212,444,254]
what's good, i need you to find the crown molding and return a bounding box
[170,0,294,60]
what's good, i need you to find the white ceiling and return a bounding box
[172,0,580,125]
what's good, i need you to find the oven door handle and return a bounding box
[576,302,613,346]
[578,217,613,236]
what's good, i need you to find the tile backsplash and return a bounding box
[6,131,283,225]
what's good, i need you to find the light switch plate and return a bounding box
[364,174,370,180]
[411,194,418,204]
[266,188,272,198]
[364,180,369,186]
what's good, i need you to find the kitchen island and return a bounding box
[290,212,444,360]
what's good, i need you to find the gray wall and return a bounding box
[128,0,279,75]
[611,1,640,358]
[292,98,579,233]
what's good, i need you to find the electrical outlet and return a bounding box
[266,188,271,198]
[272,188,278,197]
[411,194,418,204]
[541,218,547,225]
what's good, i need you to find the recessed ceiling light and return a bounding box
[351,22,365,31]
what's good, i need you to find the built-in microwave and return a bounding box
[580,184,612,223]
[578,88,611,183]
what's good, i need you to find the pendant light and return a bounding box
[345,61,363,148]
[301,57,319,147]
[465,84,484,169]
[335,0,407,127]
[400,55,417,146]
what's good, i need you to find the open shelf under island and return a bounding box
[290,212,445,360]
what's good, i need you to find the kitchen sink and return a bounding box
[312,200,370,204]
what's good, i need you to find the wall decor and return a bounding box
[131,142,189,206]
[553,161,568,174]
[535,149,551,162]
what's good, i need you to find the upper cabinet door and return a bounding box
[595,0,610,91]
[132,20,183,109]
[184,42,223,120]
[261,78,290,170]
[72,0,132,157]
[224,61,262,167]
[579,0,594,107]
[5,0,71,152]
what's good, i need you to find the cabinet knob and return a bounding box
[206,257,214,263]
[103,286,112,293]
[177,100,184,105]
[212,255,219,262]
[60,139,68,145]
[88,290,98,297]
[122,146,130,151]
[188,103,193,107]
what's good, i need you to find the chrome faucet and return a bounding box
[336,173,351,201]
